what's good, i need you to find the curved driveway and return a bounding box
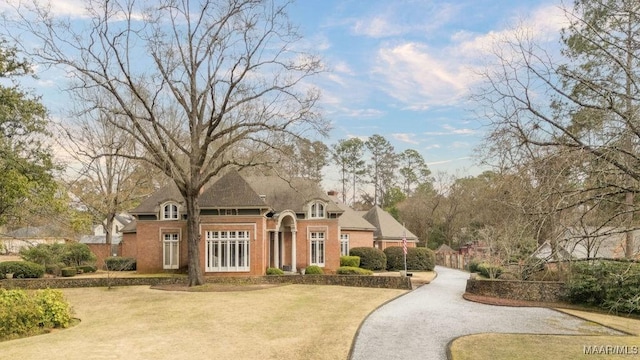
[350,266,622,360]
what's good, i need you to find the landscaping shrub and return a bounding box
[528,269,562,282]
[384,247,405,271]
[406,247,435,271]
[336,266,373,275]
[20,243,66,266]
[35,289,72,328]
[266,267,284,275]
[0,289,72,340]
[566,261,640,314]
[340,256,360,268]
[78,265,97,273]
[0,261,45,279]
[0,289,41,339]
[385,247,435,271]
[20,242,96,268]
[60,268,77,277]
[477,263,503,279]
[305,265,323,274]
[468,259,482,273]
[62,242,96,267]
[45,263,65,276]
[497,272,518,280]
[105,256,137,271]
[349,247,386,271]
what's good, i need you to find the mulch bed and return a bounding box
[151,283,285,292]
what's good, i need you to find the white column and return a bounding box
[291,229,297,273]
[280,232,285,270]
[274,231,280,268]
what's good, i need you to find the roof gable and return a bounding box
[362,206,418,241]
[244,176,342,214]
[199,171,267,208]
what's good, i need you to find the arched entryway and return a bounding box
[269,211,298,272]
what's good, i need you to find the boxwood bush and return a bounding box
[349,247,386,271]
[384,246,435,271]
[0,261,45,279]
[60,268,77,277]
[384,247,405,271]
[105,257,137,271]
[340,256,360,267]
[407,247,435,271]
[336,266,373,275]
[305,265,323,274]
[266,267,284,275]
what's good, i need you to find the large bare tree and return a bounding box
[474,0,640,258]
[6,0,327,285]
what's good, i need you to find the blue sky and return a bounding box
[2,0,567,182]
[286,0,565,180]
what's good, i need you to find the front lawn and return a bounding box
[449,309,640,360]
[2,284,406,360]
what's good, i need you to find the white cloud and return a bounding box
[424,124,476,136]
[373,42,474,108]
[392,133,419,145]
[2,0,90,18]
[368,3,568,110]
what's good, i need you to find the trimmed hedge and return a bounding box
[305,265,323,274]
[384,247,405,271]
[266,267,284,276]
[61,268,77,277]
[384,246,435,271]
[105,257,137,271]
[336,266,373,275]
[406,247,435,271]
[340,256,360,268]
[349,247,386,271]
[0,261,45,279]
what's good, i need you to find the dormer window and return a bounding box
[162,202,179,220]
[309,201,325,219]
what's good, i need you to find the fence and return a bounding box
[435,252,470,270]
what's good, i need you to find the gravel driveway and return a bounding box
[349,266,622,360]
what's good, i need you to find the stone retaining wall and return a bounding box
[465,278,566,303]
[1,274,412,290]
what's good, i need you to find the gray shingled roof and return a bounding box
[362,206,418,241]
[130,171,342,215]
[130,183,184,215]
[199,171,268,208]
[244,176,343,214]
[330,197,377,231]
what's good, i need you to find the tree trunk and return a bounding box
[185,192,204,286]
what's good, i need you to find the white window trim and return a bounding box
[310,231,325,266]
[205,230,250,272]
[163,233,179,269]
[161,202,180,220]
[340,233,350,257]
[309,201,326,219]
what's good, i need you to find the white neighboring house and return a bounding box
[80,213,134,257]
[0,226,69,254]
[532,227,640,261]
[92,213,134,236]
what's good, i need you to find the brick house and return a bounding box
[122,171,418,275]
